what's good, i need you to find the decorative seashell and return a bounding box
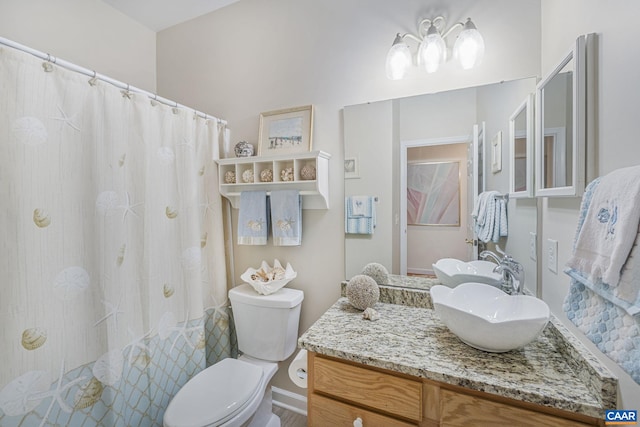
[118,154,126,167]
[300,164,316,180]
[198,166,205,176]
[163,284,174,298]
[12,117,48,146]
[224,170,236,184]
[272,266,286,280]
[277,219,292,231]
[234,141,254,157]
[74,377,103,409]
[362,307,380,321]
[201,232,208,248]
[21,327,47,350]
[116,244,126,267]
[195,330,206,349]
[280,167,294,182]
[247,220,263,231]
[92,349,124,386]
[165,206,178,219]
[0,370,51,416]
[242,169,254,183]
[260,169,273,182]
[33,208,51,228]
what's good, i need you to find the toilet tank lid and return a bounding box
[229,284,304,308]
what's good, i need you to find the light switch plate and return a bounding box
[547,239,558,273]
[529,232,537,261]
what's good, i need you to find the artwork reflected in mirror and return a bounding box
[509,93,534,198]
[407,161,460,226]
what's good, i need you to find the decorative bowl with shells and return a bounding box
[240,259,297,295]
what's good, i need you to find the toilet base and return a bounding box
[238,356,280,427]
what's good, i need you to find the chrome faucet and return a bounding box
[493,255,525,295]
[479,250,502,264]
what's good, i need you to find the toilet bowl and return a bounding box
[163,284,304,427]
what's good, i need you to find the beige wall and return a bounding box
[157,0,541,393]
[0,0,156,91]
[540,0,640,410]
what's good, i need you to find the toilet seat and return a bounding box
[163,358,264,427]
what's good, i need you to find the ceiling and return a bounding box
[102,0,241,32]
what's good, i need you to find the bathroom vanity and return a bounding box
[298,283,616,426]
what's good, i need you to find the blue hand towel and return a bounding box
[237,191,268,245]
[345,196,376,234]
[270,190,302,246]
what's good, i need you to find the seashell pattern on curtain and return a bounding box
[0,45,234,427]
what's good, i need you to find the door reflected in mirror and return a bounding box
[509,94,534,198]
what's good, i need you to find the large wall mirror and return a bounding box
[509,94,534,198]
[344,78,538,286]
[535,35,586,197]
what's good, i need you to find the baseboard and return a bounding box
[271,386,307,416]
[407,267,434,275]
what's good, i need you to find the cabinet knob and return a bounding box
[353,417,363,427]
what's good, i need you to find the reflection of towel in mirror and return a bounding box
[472,191,507,243]
[566,165,640,288]
[237,191,268,245]
[271,190,302,246]
[345,196,376,234]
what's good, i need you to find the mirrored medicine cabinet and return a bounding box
[509,94,534,198]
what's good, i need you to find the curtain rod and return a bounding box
[0,36,227,125]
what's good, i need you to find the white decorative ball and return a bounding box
[361,263,389,285]
[281,167,294,182]
[224,170,236,184]
[346,275,380,311]
[260,169,273,182]
[242,169,254,183]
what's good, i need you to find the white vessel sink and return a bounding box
[432,258,502,288]
[430,282,550,352]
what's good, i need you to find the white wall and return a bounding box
[157,0,542,393]
[540,0,640,410]
[0,0,157,91]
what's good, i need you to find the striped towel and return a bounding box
[345,196,376,234]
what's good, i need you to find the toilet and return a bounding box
[163,284,304,427]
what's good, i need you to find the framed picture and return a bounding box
[344,157,359,179]
[407,161,460,226]
[258,105,314,156]
[491,130,502,173]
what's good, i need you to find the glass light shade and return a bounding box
[453,19,485,70]
[385,35,412,80]
[418,27,446,73]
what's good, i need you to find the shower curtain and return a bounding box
[0,45,232,426]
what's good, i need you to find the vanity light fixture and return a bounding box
[385,17,485,80]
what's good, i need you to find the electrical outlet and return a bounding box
[529,232,537,261]
[547,239,558,273]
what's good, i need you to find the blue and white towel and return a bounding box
[472,191,508,243]
[345,196,376,235]
[563,171,640,384]
[270,190,302,246]
[237,191,268,245]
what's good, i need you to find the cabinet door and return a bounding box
[440,390,595,427]
[310,393,417,427]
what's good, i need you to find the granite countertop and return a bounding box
[299,296,617,419]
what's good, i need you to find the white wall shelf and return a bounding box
[216,150,331,209]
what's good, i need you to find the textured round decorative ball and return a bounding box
[224,170,236,184]
[260,168,273,182]
[281,167,294,182]
[242,169,254,183]
[361,262,390,285]
[346,275,380,311]
[234,141,254,157]
[300,164,316,180]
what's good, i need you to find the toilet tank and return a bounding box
[228,284,304,362]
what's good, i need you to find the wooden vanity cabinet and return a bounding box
[307,352,604,427]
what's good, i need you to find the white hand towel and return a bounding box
[566,165,640,287]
